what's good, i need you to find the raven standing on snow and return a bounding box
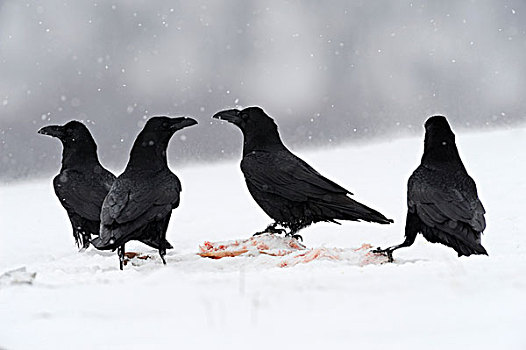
[374,116,487,261]
[92,116,197,270]
[213,106,393,240]
[38,121,116,250]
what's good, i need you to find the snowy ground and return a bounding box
[1,127,525,349]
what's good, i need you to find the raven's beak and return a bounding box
[38,125,64,138]
[170,117,198,131]
[212,109,242,125]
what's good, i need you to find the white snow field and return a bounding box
[1,127,525,349]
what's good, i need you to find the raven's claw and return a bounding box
[254,225,286,236]
[291,234,303,242]
[371,247,394,263]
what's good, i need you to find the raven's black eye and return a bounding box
[241,113,249,120]
[162,122,168,128]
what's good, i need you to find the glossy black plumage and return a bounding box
[213,106,393,238]
[91,116,197,269]
[375,116,487,260]
[38,121,115,249]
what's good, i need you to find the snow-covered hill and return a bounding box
[1,127,525,349]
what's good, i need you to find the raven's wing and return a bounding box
[101,171,181,228]
[241,150,350,202]
[409,166,486,233]
[53,169,114,221]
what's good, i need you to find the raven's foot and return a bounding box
[254,223,286,236]
[285,232,303,242]
[74,232,91,252]
[83,234,91,247]
[159,249,167,265]
[371,247,394,263]
[79,236,91,252]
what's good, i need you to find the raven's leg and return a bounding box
[159,248,167,265]
[253,222,286,236]
[373,211,419,262]
[158,215,171,265]
[118,244,125,270]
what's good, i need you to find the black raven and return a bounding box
[38,121,116,250]
[91,116,197,270]
[213,106,393,240]
[374,116,487,261]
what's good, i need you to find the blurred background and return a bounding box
[1,0,525,182]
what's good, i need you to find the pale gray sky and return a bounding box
[1,0,525,181]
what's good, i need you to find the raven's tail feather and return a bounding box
[139,237,173,250]
[91,224,132,250]
[93,216,174,251]
[321,195,394,224]
[421,225,488,257]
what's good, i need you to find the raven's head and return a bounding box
[425,115,454,135]
[422,115,461,164]
[130,116,198,161]
[142,116,198,136]
[424,115,455,145]
[213,106,282,153]
[212,106,277,132]
[38,120,95,146]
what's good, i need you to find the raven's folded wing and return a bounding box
[241,150,350,202]
[409,170,486,234]
[101,172,181,227]
[53,169,113,222]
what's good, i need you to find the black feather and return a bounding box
[213,106,393,236]
[91,116,196,268]
[38,121,115,249]
[376,115,487,260]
